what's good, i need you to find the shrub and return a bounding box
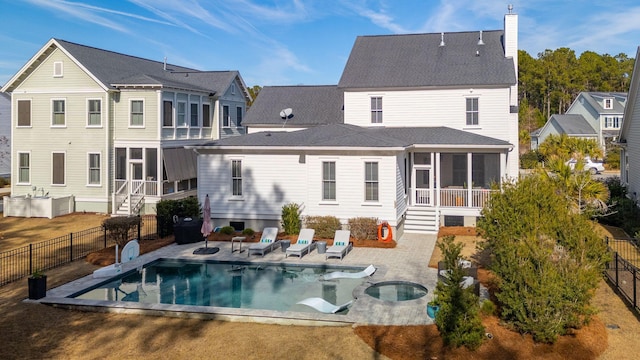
[220,226,235,235]
[478,174,609,343]
[102,216,141,247]
[305,215,342,239]
[434,235,485,350]
[520,150,543,169]
[242,228,255,237]
[0,177,9,187]
[348,217,378,240]
[155,197,201,237]
[480,299,497,316]
[605,144,621,169]
[281,202,302,235]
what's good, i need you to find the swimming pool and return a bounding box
[70,259,368,314]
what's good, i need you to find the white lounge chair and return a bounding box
[248,227,279,257]
[322,264,376,280]
[297,297,353,314]
[325,230,351,260]
[285,228,315,258]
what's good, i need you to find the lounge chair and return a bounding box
[325,230,351,260]
[322,264,375,280]
[296,297,353,314]
[248,227,279,257]
[285,228,315,258]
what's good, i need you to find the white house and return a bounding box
[0,92,10,178]
[1,39,250,216]
[619,47,640,200]
[532,92,626,154]
[190,8,519,236]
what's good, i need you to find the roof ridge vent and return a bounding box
[439,32,445,47]
[477,30,485,46]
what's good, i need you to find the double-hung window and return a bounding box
[88,153,101,185]
[364,162,379,201]
[177,102,186,126]
[190,103,199,127]
[18,152,30,184]
[466,97,479,126]
[322,161,336,201]
[130,100,144,126]
[236,107,243,127]
[231,160,242,196]
[17,100,31,127]
[223,105,230,127]
[52,152,65,185]
[87,99,101,126]
[163,100,173,127]
[604,98,613,109]
[371,97,383,123]
[52,99,65,126]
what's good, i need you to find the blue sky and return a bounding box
[1,0,640,88]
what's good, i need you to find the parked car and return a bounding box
[566,157,605,174]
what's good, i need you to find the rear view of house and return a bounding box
[192,6,519,236]
[1,39,250,216]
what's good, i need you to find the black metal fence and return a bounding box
[0,215,157,287]
[604,236,640,314]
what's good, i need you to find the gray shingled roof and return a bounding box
[243,85,344,126]
[338,30,516,88]
[582,92,627,114]
[192,123,512,149]
[550,114,596,135]
[55,39,239,94]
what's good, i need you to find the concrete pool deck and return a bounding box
[41,233,439,326]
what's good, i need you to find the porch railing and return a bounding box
[413,188,496,208]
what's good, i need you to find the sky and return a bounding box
[1,0,640,88]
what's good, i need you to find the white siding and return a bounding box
[197,151,401,226]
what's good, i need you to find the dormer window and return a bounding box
[53,61,63,77]
[604,98,613,109]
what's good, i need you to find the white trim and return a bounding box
[17,151,31,185]
[87,152,102,186]
[51,98,67,128]
[86,98,102,127]
[129,99,145,128]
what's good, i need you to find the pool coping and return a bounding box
[35,237,439,326]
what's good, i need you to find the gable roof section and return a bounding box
[243,85,344,127]
[2,39,247,100]
[190,123,512,150]
[338,30,516,89]
[577,92,627,115]
[550,114,597,135]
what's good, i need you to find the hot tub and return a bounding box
[364,281,428,302]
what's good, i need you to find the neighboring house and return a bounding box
[619,47,640,201]
[0,38,250,216]
[0,92,10,178]
[532,92,627,154]
[190,8,519,236]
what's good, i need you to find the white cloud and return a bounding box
[25,0,132,33]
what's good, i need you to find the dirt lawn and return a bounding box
[0,216,639,359]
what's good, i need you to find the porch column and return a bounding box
[435,152,440,207]
[500,152,507,182]
[467,152,472,207]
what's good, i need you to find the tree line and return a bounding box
[518,48,635,134]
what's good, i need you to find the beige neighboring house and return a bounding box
[1,38,251,216]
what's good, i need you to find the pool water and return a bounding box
[71,259,367,314]
[364,281,428,301]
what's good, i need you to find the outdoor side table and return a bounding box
[231,236,245,253]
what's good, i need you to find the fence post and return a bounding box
[29,243,33,275]
[70,232,73,262]
[634,266,637,311]
[615,252,619,286]
[138,217,141,240]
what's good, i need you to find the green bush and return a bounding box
[480,299,497,316]
[520,150,543,169]
[242,228,255,237]
[434,235,485,350]
[220,226,235,235]
[305,215,342,239]
[281,202,302,235]
[102,216,141,247]
[155,197,201,237]
[0,177,9,187]
[478,174,609,343]
[348,217,378,241]
[605,143,621,170]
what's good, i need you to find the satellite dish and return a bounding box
[279,108,293,119]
